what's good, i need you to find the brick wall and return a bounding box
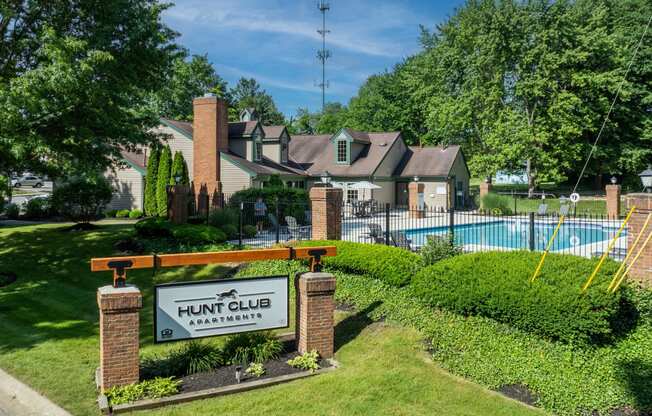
[606,184,621,218]
[479,182,492,199]
[626,194,652,286]
[310,186,343,240]
[97,286,142,392]
[192,96,227,199]
[295,272,336,359]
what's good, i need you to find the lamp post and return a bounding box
[320,170,331,186]
[640,166,652,193]
[610,176,618,185]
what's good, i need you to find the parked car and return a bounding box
[11,175,44,188]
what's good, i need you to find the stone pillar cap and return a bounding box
[98,284,141,295]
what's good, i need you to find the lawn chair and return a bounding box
[390,230,415,251]
[367,223,386,244]
[537,204,548,216]
[285,216,311,240]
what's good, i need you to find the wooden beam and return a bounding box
[91,246,337,272]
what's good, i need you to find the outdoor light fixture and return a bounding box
[235,366,243,383]
[413,175,420,183]
[610,176,618,185]
[321,170,331,185]
[640,166,652,193]
[174,175,182,184]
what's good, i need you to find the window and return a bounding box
[336,140,347,163]
[255,140,263,162]
[281,137,288,163]
[347,189,358,202]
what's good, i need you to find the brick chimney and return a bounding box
[192,94,228,198]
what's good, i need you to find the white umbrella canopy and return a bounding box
[349,181,381,190]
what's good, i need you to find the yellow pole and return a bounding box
[581,206,636,292]
[611,228,652,293]
[608,211,652,292]
[530,215,565,283]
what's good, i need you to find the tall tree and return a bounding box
[170,151,189,185]
[156,146,172,217]
[0,0,179,179]
[229,78,285,125]
[144,146,160,216]
[315,102,347,134]
[154,54,229,121]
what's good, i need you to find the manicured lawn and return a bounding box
[0,223,542,416]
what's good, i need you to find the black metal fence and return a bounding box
[341,204,628,261]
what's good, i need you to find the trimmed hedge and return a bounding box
[134,217,172,238]
[412,251,628,344]
[171,224,226,245]
[293,240,420,287]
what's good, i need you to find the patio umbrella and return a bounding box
[349,181,381,200]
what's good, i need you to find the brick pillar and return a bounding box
[310,185,343,240]
[626,194,652,286]
[606,184,621,218]
[479,181,492,199]
[97,286,142,392]
[295,272,336,359]
[408,182,425,219]
[168,185,189,224]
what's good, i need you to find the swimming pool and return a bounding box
[404,220,623,251]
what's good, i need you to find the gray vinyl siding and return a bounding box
[221,156,253,194]
[106,167,144,210]
[370,180,394,206]
[155,125,193,173]
[262,142,280,164]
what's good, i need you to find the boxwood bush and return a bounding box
[134,217,172,238]
[171,224,226,245]
[412,251,629,344]
[294,240,419,287]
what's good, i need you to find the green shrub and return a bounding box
[4,203,19,219]
[245,363,265,377]
[144,146,160,217]
[480,192,513,215]
[208,208,238,228]
[141,341,224,378]
[129,209,143,219]
[156,145,172,217]
[115,209,130,218]
[294,240,420,287]
[171,224,226,245]
[220,223,238,239]
[412,251,626,344]
[105,377,179,405]
[105,209,118,218]
[134,217,172,238]
[287,350,320,372]
[243,224,257,238]
[420,234,462,265]
[24,197,50,219]
[50,175,113,223]
[222,332,283,365]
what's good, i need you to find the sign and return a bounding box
[570,193,581,203]
[154,276,289,343]
[436,186,447,195]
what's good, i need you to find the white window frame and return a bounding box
[336,140,347,164]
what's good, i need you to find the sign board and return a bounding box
[570,193,581,203]
[154,276,289,343]
[436,186,447,195]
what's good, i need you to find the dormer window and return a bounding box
[255,137,263,162]
[336,140,348,164]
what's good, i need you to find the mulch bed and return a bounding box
[497,384,539,407]
[0,271,17,287]
[179,351,331,393]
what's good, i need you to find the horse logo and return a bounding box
[217,289,238,301]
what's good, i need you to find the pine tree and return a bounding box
[170,151,191,186]
[144,147,160,216]
[156,146,172,217]
[181,158,190,185]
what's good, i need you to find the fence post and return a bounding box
[275,198,280,244]
[513,190,517,214]
[385,203,390,246]
[529,212,535,251]
[448,208,455,244]
[239,202,243,249]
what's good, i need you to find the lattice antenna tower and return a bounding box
[317,1,331,112]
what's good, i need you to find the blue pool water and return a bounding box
[404,220,623,250]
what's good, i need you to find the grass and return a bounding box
[0,223,542,416]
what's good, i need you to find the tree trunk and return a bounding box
[526,159,535,198]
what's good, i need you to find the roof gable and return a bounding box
[393,145,462,178]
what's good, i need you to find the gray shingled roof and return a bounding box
[261,125,287,140]
[394,145,462,178]
[120,149,147,171]
[160,118,262,139]
[290,132,401,177]
[222,152,306,177]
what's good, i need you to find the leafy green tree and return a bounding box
[144,147,160,216]
[154,54,229,121]
[288,108,317,135]
[0,0,179,180]
[156,146,172,217]
[315,103,347,134]
[170,151,189,185]
[229,78,285,125]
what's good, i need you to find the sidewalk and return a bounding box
[0,368,71,416]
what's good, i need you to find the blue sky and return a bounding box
[163,0,465,117]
